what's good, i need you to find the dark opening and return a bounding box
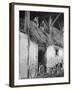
[56,48,58,55]
[38,46,46,73]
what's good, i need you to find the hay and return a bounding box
[29,21,63,47]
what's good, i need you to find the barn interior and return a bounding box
[19,11,64,78]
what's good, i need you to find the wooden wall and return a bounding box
[19,32,28,79]
[19,32,38,79]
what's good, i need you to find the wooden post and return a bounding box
[24,11,30,78]
[24,11,30,32]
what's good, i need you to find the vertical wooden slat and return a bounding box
[19,32,28,79]
[24,11,30,78]
[29,41,38,78]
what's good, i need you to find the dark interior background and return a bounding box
[19,11,64,30]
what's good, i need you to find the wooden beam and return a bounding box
[51,14,61,26]
[24,11,30,78]
[24,11,30,32]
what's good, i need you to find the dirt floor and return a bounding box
[37,70,64,78]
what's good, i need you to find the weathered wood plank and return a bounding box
[29,41,38,78]
[19,32,28,79]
